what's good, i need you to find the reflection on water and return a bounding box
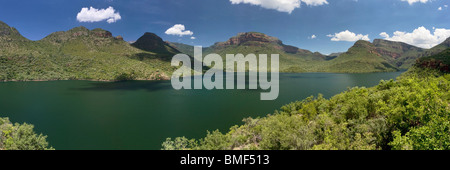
[0,71,403,149]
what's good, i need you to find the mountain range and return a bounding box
[0,21,177,81]
[1,20,449,81]
[170,32,449,73]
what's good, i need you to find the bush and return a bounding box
[0,117,53,150]
[163,68,450,150]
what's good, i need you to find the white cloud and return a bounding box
[165,24,194,37]
[309,34,317,39]
[229,0,328,14]
[301,0,329,6]
[76,6,121,23]
[438,7,442,10]
[401,0,430,5]
[380,32,390,39]
[380,26,450,48]
[190,36,196,40]
[328,30,370,42]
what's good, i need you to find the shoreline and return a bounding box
[0,71,405,83]
[0,78,170,83]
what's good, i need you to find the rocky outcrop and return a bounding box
[283,45,299,54]
[211,32,320,56]
[373,39,423,60]
[215,32,282,47]
[375,49,401,59]
[417,59,449,73]
[92,29,113,38]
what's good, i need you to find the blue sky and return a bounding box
[0,0,449,54]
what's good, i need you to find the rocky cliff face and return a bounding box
[40,26,119,44]
[417,48,450,73]
[418,59,450,73]
[211,32,319,56]
[91,28,113,38]
[373,39,424,60]
[214,32,282,47]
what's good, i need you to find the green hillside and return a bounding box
[417,47,450,73]
[321,40,400,73]
[171,32,327,72]
[2,19,449,80]
[372,39,425,69]
[169,33,445,73]
[163,63,450,150]
[167,42,196,57]
[0,21,175,81]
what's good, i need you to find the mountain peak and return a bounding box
[140,32,164,41]
[91,28,113,38]
[132,32,175,54]
[69,26,89,32]
[215,32,282,47]
[353,40,373,48]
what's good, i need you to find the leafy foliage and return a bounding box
[0,117,53,150]
[163,68,450,150]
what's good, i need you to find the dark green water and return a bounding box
[0,72,403,150]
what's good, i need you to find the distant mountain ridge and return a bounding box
[1,20,450,81]
[169,32,327,72]
[0,21,175,81]
[170,33,450,73]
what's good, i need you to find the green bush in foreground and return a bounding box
[0,117,53,150]
[162,68,450,150]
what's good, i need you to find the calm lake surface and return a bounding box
[0,72,403,150]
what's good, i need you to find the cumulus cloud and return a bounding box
[380,26,450,48]
[380,32,390,39]
[328,30,370,42]
[401,0,430,5]
[76,6,121,23]
[190,36,196,40]
[309,34,317,39]
[229,0,328,14]
[165,24,194,37]
[438,7,443,10]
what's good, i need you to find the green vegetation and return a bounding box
[321,40,400,73]
[204,42,324,72]
[167,42,196,57]
[0,117,53,150]
[169,34,449,73]
[0,21,176,81]
[417,48,450,73]
[162,66,450,150]
[2,20,450,80]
